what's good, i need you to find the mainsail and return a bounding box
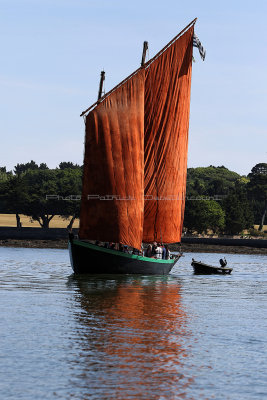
[143,26,194,243]
[79,20,196,249]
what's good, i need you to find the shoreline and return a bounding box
[1,239,267,255]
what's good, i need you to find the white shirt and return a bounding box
[155,246,163,259]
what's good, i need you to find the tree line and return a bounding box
[184,164,267,235]
[0,161,82,230]
[0,161,266,235]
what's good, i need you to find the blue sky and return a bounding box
[0,0,266,175]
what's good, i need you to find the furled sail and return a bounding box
[79,70,145,249]
[143,26,194,243]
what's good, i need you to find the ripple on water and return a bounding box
[0,248,267,399]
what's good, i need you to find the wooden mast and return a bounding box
[141,41,148,66]
[81,18,197,117]
[98,70,105,100]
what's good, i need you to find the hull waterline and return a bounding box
[69,239,179,275]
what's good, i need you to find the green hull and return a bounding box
[69,239,179,275]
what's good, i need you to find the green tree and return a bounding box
[184,199,225,234]
[0,166,12,182]
[39,163,49,170]
[14,160,39,175]
[56,168,82,229]
[20,170,59,228]
[58,162,81,170]
[186,166,241,198]
[19,170,59,228]
[222,189,254,235]
[19,168,82,228]
[13,161,49,175]
[247,163,267,230]
[0,175,28,227]
[0,163,83,229]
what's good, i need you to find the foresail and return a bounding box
[79,70,145,249]
[143,26,194,243]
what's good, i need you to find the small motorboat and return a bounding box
[191,258,232,275]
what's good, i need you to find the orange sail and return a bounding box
[79,70,145,249]
[79,21,196,248]
[143,26,194,243]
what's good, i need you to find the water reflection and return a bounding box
[67,275,195,400]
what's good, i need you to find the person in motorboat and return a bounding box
[219,257,227,267]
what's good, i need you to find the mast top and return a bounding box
[141,41,148,67]
[98,70,105,101]
[80,18,197,117]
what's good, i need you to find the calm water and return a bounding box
[0,247,267,400]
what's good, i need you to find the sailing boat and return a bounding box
[69,18,200,274]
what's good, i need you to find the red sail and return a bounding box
[79,70,145,249]
[143,26,194,243]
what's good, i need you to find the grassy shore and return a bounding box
[0,214,79,228]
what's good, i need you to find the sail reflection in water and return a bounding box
[69,276,195,399]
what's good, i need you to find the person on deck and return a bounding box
[164,244,171,260]
[154,243,163,259]
[145,244,152,258]
[151,242,157,256]
[132,248,140,255]
[161,243,166,260]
